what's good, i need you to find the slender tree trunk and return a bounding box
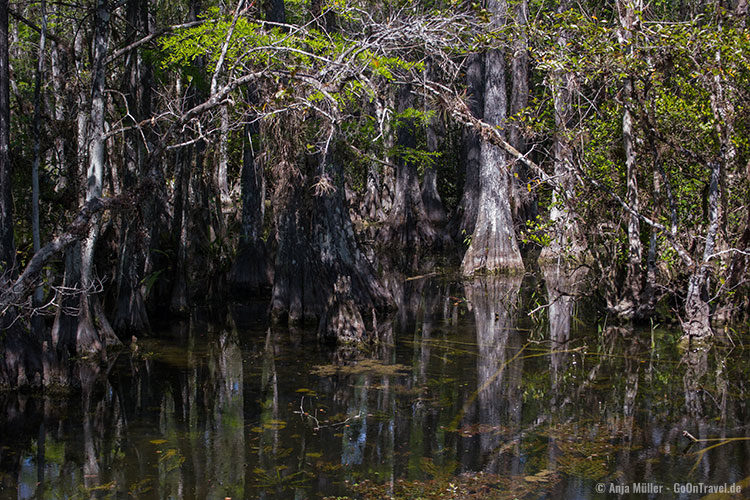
[508,0,534,226]
[170,144,191,314]
[171,0,209,312]
[0,0,44,389]
[710,35,741,324]
[613,0,643,318]
[683,159,720,340]
[0,0,13,277]
[50,17,88,378]
[77,0,120,354]
[539,0,585,263]
[75,28,88,196]
[361,90,395,227]
[682,51,737,338]
[49,13,67,194]
[53,20,91,355]
[30,0,47,316]
[462,0,524,275]
[638,157,660,318]
[217,104,231,206]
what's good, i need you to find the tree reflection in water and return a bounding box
[1,279,750,499]
[464,276,522,475]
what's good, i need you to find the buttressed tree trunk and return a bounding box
[76,0,121,354]
[228,94,271,295]
[314,149,391,343]
[461,0,524,275]
[271,127,390,343]
[114,0,151,334]
[382,84,439,263]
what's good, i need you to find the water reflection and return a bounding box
[1,278,749,499]
[464,277,523,475]
[542,265,584,395]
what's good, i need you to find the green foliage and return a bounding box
[521,215,552,248]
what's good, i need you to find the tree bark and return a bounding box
[461,0,524,275]
[0,0,14,277]
[361,90,395,228]
[508,0,535,226]
[76,0,121,354]
[612,0,643,318]
[30,0,47,316]
[270,129,391,343]
[114,0,151,334]
[450,53,483,239]
[217,104,231,206]
[170,0,210,313]
[420,60,446,226]
[313,149,391,343]
[264,0,285,23]
[170,143,191,314]
[49,18,90,381]
[381,84,439,262]
[49,9,67,194]
[539,0,585,263]
[0,0,42,390]
[228,92,271,295]
[683,159,720,340]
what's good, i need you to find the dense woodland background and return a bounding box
[0,0,748,390]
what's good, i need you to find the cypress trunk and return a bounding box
[420,60,446,226]
[0,0,43,389]
[114,0,151,334]
[271,132,390,343]
[461,6,524,275]
[451,53,483,239]
[229,100,271,295]
[539,0,585,263]
[508,0,535,226]
[76,0,120,354]
[0,0,13,276]
[611,0,643,318]
[381,84,439,262]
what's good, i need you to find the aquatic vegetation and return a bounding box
[311,359,411,377]
[331,469,562,500]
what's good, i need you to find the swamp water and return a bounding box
[1,272,749,499]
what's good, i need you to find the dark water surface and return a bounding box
[1,272,749,499]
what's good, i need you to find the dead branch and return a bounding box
[0,196,128,318]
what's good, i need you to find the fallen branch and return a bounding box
[0,195,128,317]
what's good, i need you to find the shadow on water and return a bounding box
[1,268,750,499]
